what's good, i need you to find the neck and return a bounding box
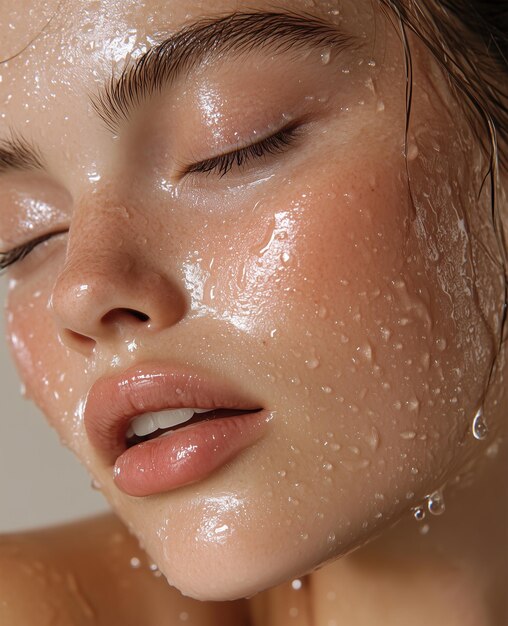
[249,439,508,626]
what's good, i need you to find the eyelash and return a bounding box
[0,230,68,274]
[182,123,302,178]
[0,125,302,272]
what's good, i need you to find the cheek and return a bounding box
[185,153,495,540]
[5,274,90,454]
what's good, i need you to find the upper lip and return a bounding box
[83,362,262,464]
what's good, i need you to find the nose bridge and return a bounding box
[64,201,134,283]
[49,194,186,352]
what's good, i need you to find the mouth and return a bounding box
[84,363,271,497]
[125,407,263,448]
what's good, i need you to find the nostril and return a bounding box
[121,308,150,322]
[61,329,96,354]
[101,308,150,325]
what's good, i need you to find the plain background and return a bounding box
[0,281,109,533]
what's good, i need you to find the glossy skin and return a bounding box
[0,0,507,620]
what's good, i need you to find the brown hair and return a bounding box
[383,0,508,403]
[381,0,508,169]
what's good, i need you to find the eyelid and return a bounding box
[0,229,68,274]
[176,120,305,179]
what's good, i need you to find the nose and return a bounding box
[49,204,187,356]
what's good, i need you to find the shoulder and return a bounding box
[0,516,110,626]
[0,513,249,626]
[0,529,77,625]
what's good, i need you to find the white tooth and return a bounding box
[131,413,158,437]
[155,408,195,429]
[193,408,211,414]
[126,425,135,438]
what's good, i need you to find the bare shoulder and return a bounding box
[0,513,249,626]
[0,517,96,626]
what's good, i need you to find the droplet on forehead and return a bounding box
[320,48,331,64]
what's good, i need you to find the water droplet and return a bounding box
[179,611,189,622]
[413,506,426,521]
[305,357,320,369]
[130,556,141,568]
[322,386,333,394]
[407,397,420,412]
[318,305,328,319]
[472,407,488,440]
[360,342,373,362]
[365,426,380,452]
[376,100,385,112]
[291,578,303,590]
[90,479,102,491]
[380,327,392,341]
[320,48,331,64]
[419,523,430,535]
[407,143,419,161]
[427,490,445,516]
[485,440,500,458]
[88,171,101,183]
[400,431,416,440]
[435,337,447,351]
[323,462,333,471]
[277,470,287,478]
[341,458,370,472]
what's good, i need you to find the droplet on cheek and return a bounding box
[407,143,419,161]
[426,489,446,516]
[472,406,488,440]
[412,505,426,521]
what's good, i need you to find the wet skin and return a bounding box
[0,0,507,624]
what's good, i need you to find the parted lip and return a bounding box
[83,362,262,464]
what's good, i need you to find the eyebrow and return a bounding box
[0,132,46,176]
[91,10,360,133]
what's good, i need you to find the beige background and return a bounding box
[0,281,109,533]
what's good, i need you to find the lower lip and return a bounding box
[113,411,271,496]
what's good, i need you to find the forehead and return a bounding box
[0,0,375,110]
[0,0,382,186]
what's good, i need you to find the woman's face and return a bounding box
[1,0,505,600]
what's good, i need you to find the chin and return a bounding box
[110,488,401,601]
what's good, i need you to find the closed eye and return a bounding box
[0,229,68,274]
[180,122,303,179]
